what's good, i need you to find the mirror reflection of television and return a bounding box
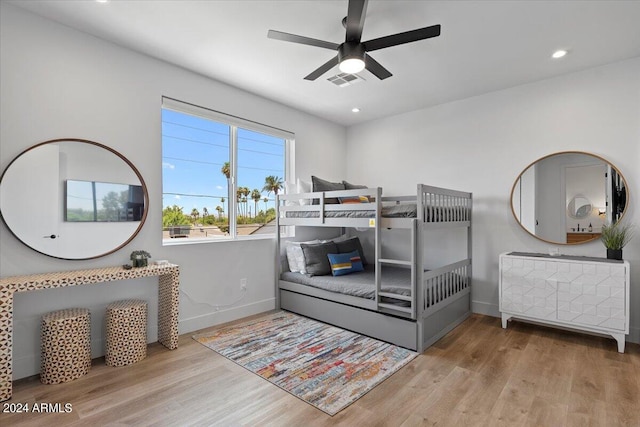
[65,180,144,222]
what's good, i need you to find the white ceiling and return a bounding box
[10,0,640,126]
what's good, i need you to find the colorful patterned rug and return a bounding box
[193,311,417,415]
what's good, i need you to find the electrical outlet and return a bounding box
[240,278,247,291]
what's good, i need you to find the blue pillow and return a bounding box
[327,251,364,276]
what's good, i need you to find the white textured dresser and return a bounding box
[499,252,630,352]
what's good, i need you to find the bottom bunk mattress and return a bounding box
[281,265,411,301]
[281,265,469,309]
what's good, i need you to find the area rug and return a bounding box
[193,311,417,415]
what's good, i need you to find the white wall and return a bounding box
[0,4,347,379]
[347,57,640,343]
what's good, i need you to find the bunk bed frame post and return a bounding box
[411,218,418,320]
[275,193,281,309]
[467,193,473,311]
[374,187,382,307]
[415,184,424,351]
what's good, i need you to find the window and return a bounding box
[161,97,293,242]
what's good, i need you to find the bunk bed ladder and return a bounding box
[376,218,418,319]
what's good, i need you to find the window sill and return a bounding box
[162,234,276,246]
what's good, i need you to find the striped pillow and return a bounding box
[327,251,364,276]
[338,195,370,204]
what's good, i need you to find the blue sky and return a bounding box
[161,109,285,217]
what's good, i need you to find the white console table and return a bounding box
[499,252,629,352]
[0,264,180,401]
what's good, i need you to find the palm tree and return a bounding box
[263,197,269,212]
[241,197,248,218]
[240,186,250,218]
[236,189,244,217]
[215,205,223,219]
[190,208,200,225]
[220,164,230,219]
[221,162,230,179]
[202,207,209,221]
[263,176,283,197]
[251,189,261,219]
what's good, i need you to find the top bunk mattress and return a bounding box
[284,203,416,219]
[284,203,469,221]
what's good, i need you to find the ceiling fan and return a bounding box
[267,0,441,81]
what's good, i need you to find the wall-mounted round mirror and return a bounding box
[511,151,628,245]
[0,139,148,259]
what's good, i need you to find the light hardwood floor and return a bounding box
[2,313,639,426]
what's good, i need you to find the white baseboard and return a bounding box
[628,326,639,344]
[178,298,276,334]
[13,354,38,381]
[471,300,499,317]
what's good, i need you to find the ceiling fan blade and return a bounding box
[345,0,368,43]
[304,55,340,80]
[363,24,441,52]
[268,30,339,50]
[365,54,392,80]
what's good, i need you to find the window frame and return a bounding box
[161,97,294,244]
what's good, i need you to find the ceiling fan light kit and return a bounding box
[339,58,365,74]
[338,43,366,73]
[268,0,441,81]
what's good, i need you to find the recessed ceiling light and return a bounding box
[96,0,109,3]
[552,49,568,59]
[351,108,360,113]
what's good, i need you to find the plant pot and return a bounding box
[606,249,623,260]
[133,258,148,268]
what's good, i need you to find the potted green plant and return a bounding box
[130,250,151,267]
[600,222,634,260]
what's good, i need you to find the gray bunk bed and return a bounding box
[275,184,472,352]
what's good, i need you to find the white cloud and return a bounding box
[216,185,224,190]
[174,195,181,200]
[162,162,175,170]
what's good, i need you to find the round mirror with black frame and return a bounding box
[510,151,628,245]
[0,138,148,260]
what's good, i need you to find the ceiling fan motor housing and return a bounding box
[338,42,366,63]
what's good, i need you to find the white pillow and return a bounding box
[283,182,299,206]
[321,233,349,243]
[297,178,312,205]
[285,239,320,273]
